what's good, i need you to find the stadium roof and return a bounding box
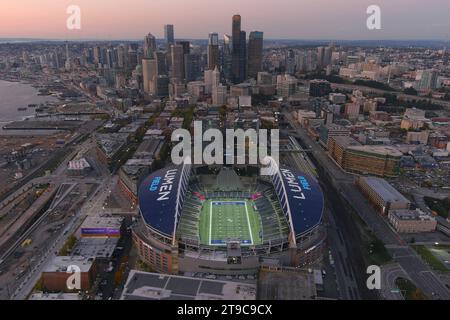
[139,160,323,242]
[138,163,190,237]
[263,156,324,239]
[276,167,324,236]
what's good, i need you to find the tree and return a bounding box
[404,87,418,96]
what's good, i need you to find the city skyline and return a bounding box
[1,0,450,41]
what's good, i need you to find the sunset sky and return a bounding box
[0,0,449,40]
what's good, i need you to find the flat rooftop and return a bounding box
[390,209,435,221]
[257,268,317,300]
[348,145,403,157]
[43,256,94,273]
[71,237,119,258]
[29,292,82,300]
[121,270,256,300]
[360,177,410,204]
[80,215,123,230]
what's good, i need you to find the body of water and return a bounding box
[0,80,57,124]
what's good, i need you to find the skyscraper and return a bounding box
[155,51,167,76]
[170,44,185,82]
[127,47,138,70]
[317,46,325,68]
[177,41,190,82]
[231,14,246,84]
[176,41,191,56]
[222,34,232,81]
[207,32,219,70]
[142,58,158,94]
[144,33,157,59]
[204,66,220,95]
[117,44,127,69]
[323,46,333,68]
[184,53,201,82]
[93,46,101,65]
[239,30,247,80]
[164,24,175,47]
[247,31,263,78]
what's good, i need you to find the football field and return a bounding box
[199,200,262,246]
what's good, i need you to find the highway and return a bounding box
[284,110,450,299]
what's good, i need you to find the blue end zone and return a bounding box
[210,239,252,245]
[212,201,246,206]
[210,239,227,245]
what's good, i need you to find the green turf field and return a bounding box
[199,200,262,246]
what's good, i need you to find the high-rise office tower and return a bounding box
[207,32,220,70]
[317,46,325,68]
[144,33,157,59]
[117,44,127,69]
[100,47,108,67]
[170,44,185,82]
[323,46,333,67]
[204,66,220,95]
[231,14,246,84]
[142,58,158,94]
[286,49,295,75]
[177,41,190,81]
[65,42,70,61]
[222,34,232,81]
[155,75,170,97]
[164,24,175,47]
[247,31,263,78]
[93,46,101,65]
[155,51,167,75]
[239,30,247,80]
[106,48,115,69]
[127,48,138,70]
[177,41,191,56]
[184,53,201,82]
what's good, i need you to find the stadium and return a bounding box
[133,158,326,275]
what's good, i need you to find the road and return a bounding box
[284,110,450,299]
[11,182,102,300]
[330,83,450,109]
[281,140,360,299]
[380,263,408,300]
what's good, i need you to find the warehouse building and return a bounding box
[356,176,411,215]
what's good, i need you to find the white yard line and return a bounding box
[244,202,254,245]
[209,201,213,245]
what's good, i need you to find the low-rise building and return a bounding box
[67,158,91,176]
[41,256,97,292]
[94,133,129,170]
[120,270,256,300]
[80,215,124,238]
[388,209,437,233]
[436,216,450,236]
